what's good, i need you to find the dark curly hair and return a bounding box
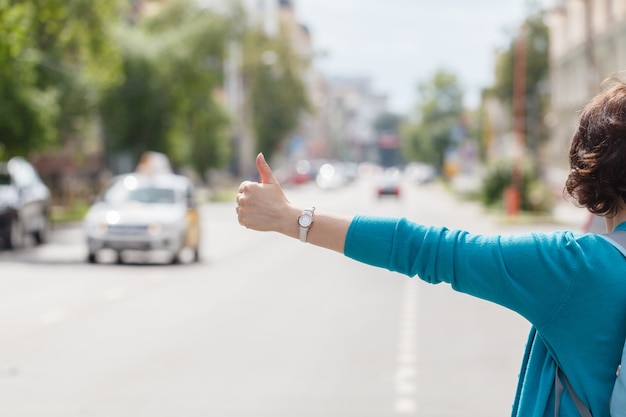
[565,78,626,216]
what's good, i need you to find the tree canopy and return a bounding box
[488,9,550,153]
[244,25,310,161]
[402,69,465,170]
[100,0,232,175]
[1,0,311,179]
[0,0,123,158]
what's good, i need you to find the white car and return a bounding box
[84,173,200,264]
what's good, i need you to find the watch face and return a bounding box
[298,214,312,227]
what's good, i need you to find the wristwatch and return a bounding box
[297,207,315,242]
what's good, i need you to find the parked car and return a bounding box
[0,157,51,249]
[84,172,201,264]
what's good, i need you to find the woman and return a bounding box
[236,80,626,416]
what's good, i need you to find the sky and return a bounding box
[293,0,552,114]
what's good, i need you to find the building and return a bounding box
[323,77,388,163]
[547,0,626,186]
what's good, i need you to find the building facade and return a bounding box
[547,0,626,183]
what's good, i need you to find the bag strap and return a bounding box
[555,365,593,417]
[600,230,626,257]
[553,229,626,416]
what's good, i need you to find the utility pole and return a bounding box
[506,21,527,216]
[225,40,255,180]
[583,0,597,98]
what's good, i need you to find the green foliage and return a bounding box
[0,0,124,158]
[403,69,465,169]
[0,0,315,178]
[0,1,53,157]
[100,33,169,158]
[30,0,124,142]
[488,10,550,153]
[481,159,553,213]
[100,0,231,174]
[401,123,437,165]
[244,27,310,160]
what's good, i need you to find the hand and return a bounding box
[236,153,298,234]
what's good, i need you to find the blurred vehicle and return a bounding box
[292,159,313,185]
[84,172,200,264]
[315,162,347,190]
[343,162,359,183]
[406,162,437,184]
[377,167,402,198]
[0,156,51,249]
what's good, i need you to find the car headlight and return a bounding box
[96,223,109,234]
[86,222,109,235]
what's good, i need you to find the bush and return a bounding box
[481,160,553,214]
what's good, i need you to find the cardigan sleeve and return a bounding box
[344,215,584,327]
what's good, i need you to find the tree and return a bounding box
[488,9,549,154]
[0,0,123,158]
[100,0,232,175]
[99,32,170,166]
[0,1,55,158]
[403,69,465,170]
[244,26,309,161]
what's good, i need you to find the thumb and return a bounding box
[256,153,278,184]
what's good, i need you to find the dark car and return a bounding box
[0,157,51,249]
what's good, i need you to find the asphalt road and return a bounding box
[0,175,588,417]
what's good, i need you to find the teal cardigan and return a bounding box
[344,216,626,417]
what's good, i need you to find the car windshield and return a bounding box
[0,173,10,185]
[128,187,176,204]
[103,177,178,204]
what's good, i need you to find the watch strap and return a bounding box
[298,207,315,243]
[299,226,308,242]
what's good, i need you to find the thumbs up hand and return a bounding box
[236,153,299,234]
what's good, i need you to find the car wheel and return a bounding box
[171,247,197,264]
[34,213,50,245]
[6,217,24,249]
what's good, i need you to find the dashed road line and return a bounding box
[394,280,419,415]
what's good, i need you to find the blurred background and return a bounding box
[0,0,617,415]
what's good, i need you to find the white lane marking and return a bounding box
[394,280,419,415]
[395,397,417,414]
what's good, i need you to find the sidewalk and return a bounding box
[552,198,589,231]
